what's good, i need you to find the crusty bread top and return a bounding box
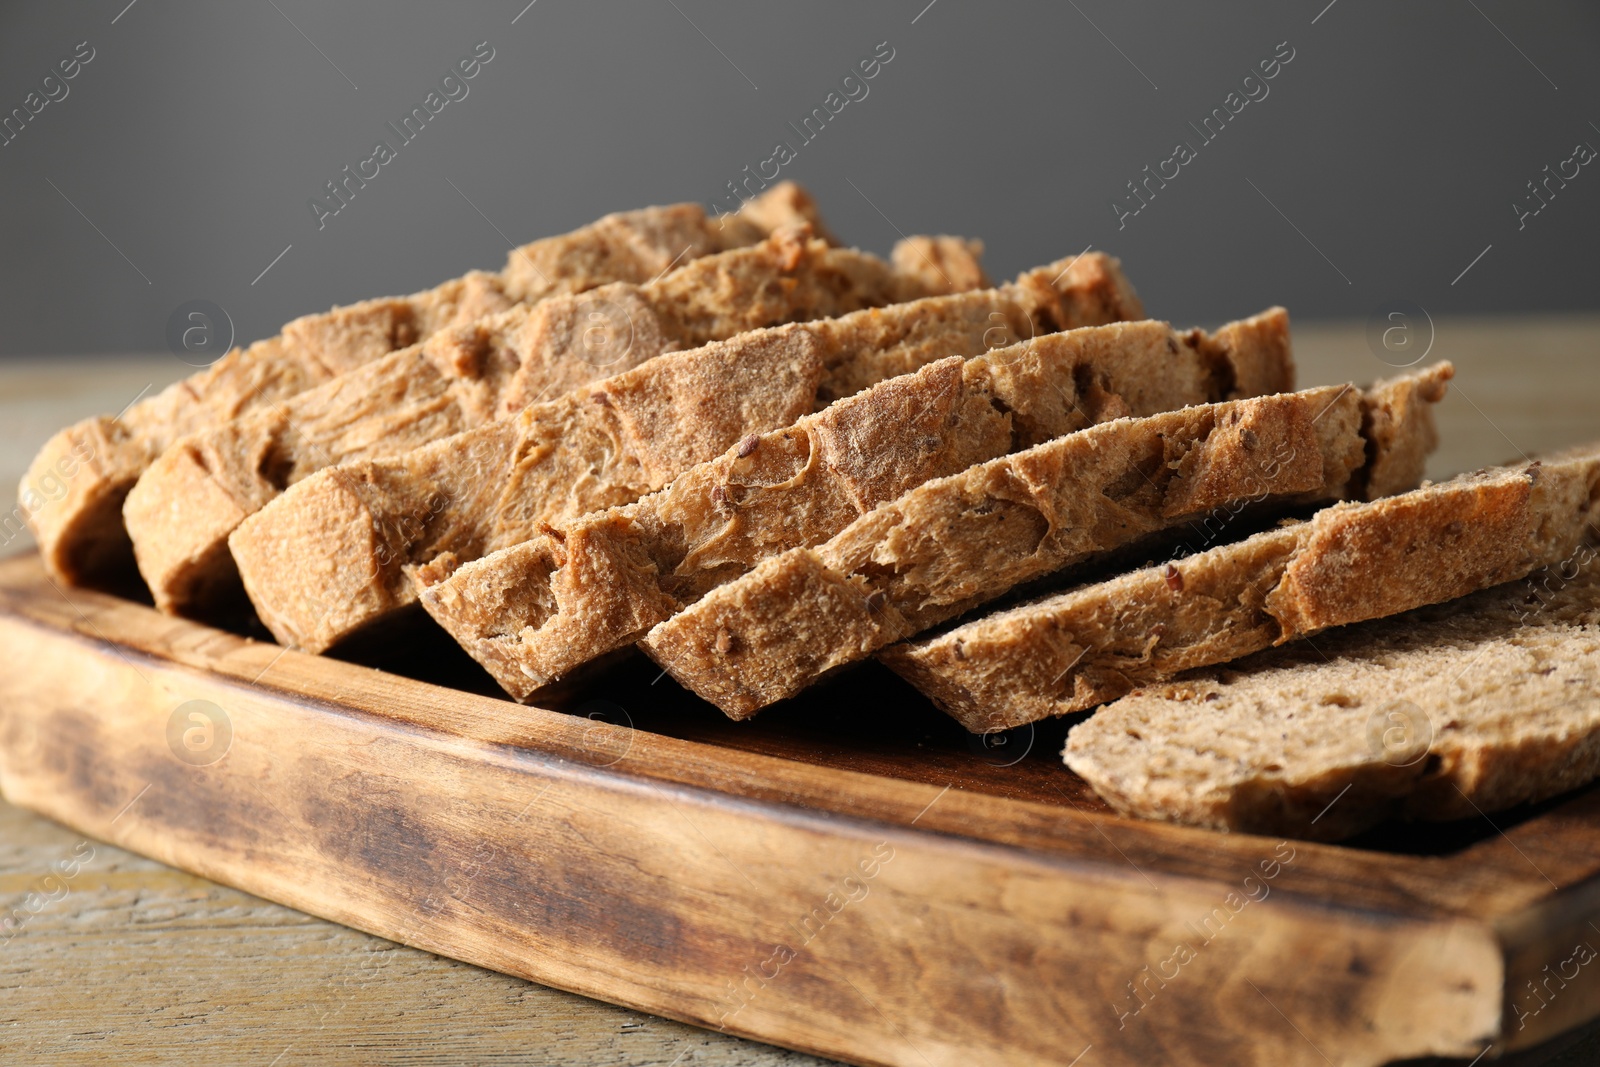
[21,184,823,587]
[889,236,990,296]
[123,223,980,617]
[708,180,838,248]
[642,368,1450,719]
[885,436,1598,733]
[605,309,1298,608]
[228,323,825,652]
[500,180,830,303]
[228,255,1146,653]
[414,309,1294,701]
[795,252,1145,406]
[814,380,1374,633]
[1063,536,1600,841]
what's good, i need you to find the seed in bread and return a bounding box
[416,309,1295,701]
[641,365,1452,719]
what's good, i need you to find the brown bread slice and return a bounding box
[19,184,826,588]
[642,365,1453,719]
[229,253,1145,652]
[229,326,823,652]
[417,310,1294,701]
[1063,534,1600,841]
[885,439,1598,732]
[123,228,974,616]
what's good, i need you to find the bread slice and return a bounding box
[885,441,1600,732]
[122,228,977,616]
[1063,535,1600,841]
[20,184,826,588]
[642,365,1454,719]
[228,253,1145,652]
[417,310,1295,701]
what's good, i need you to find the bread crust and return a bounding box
[889,236,990,297]
[888,434,1600,734]
[1063,521,1600,841]
[418,310,1295,701]
[22,185,824,587]
[230,254,1144,652]
[230,326,823,652]
[643,369,1452,719]
[123,230,963,616]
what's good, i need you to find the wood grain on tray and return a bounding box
[4,552,1600,1067]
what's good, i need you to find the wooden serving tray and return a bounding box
[1,551,1598,1067]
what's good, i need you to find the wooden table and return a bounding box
[2,316,1599,1066]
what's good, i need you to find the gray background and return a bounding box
[1,0,1596,357]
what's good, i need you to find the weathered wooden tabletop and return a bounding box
[3,315,1599,1066]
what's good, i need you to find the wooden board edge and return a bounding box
[1494,876,1600,1051]
[0,591,1558,1066]
[7,553,1594,925]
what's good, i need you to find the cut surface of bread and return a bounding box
[229,254,1143,653]
[1063,543,1600,841]
[229,325,820,652]
[416,309,1295,701]
[20,184,825,588]
[123,228,974,616]
[886,440,1600,733]
[643,365,1453,720]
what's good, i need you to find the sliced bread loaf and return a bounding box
[20,185,825,588]
[416,310,1294,701]
[884,441,1600,732]
[641,365,1453,719]
[123,228,976,616]
[229,325,820,651]
[228,254,1143,652]
[1063,539,1600,841]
